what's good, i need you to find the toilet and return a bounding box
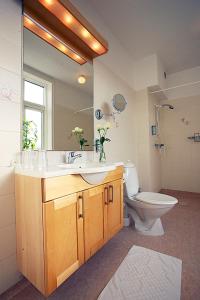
[124,161,178,236]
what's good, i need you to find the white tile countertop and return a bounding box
[15,162,124,178]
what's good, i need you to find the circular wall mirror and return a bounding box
[112,94,127,113]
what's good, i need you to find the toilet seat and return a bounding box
[134,192,178,205]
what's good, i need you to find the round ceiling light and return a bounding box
[78,75,86,84]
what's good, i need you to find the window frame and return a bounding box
[23,71,53,149]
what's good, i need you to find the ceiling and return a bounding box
[23,28,93,95]
[87,0,200,74]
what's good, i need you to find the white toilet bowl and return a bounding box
[124,162,178,236]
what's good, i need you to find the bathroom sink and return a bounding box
[58,163,85,169]
[58,162,116,184]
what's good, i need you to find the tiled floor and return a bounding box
[1,190,200,300]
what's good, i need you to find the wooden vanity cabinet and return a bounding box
[106,179,123,241]
[15,166,123,296]
[83,186,105,261]
[84,179,123,260]
[43,192,84,295]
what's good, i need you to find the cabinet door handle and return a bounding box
[78,195,83,218]
[104,187,108,205]
[109,185,113,203]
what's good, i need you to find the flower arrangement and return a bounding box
[72,127,88,150]
[96,122,111,162]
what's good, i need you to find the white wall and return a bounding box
[165,66,200,100]
[160,95,200,193]
[93,61,137,164]
[0,0,22,294]
[135,89,151,190]
[148,92,162,192]
[133,54,166,91]
[160,66,200,192]
[157,56,166,90]
[133,55,158,91]
[135,89,161,192]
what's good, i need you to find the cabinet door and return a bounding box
[107,179,123,240]
[83,186,105,261]
[43,193,84,296]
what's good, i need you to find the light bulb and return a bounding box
[65,13,73,24]
[78,75,86,84]
[44,0,54,5]
[92,41,100,50]
[25,17,34,26]
[74,54,81,60]
[46,33,52,39]
[59,44,67,52]
[81,28,90,38]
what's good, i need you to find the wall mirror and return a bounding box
[23,28,94,151]
[112,94,127,113]
[95,94,127,120]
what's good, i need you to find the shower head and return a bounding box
[155,104,174,110]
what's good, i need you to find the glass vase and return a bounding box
[99,143,106,163]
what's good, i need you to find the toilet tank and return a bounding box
[124,161,139,198]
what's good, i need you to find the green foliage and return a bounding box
[22,120,38,150]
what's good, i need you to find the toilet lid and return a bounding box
[135,192,178,205]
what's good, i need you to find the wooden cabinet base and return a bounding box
[15,167,123,296]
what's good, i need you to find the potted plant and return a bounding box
[22,120,38,150]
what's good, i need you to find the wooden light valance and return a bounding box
[23,0,108,65]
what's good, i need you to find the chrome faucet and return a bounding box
[67,151,82,164]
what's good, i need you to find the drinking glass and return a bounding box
[37,150,47,170]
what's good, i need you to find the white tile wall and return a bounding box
[0,194,15,228]
[0,67,21,103]
[0,0,22,295]
[0,254,19,293]
[161,95,200,192]
[0,102,21,132]
[0,132,20,166]
[0,37,21,76]
[0,224,16,260]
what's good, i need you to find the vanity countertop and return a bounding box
[15,162,124,178]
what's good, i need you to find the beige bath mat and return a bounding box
[98,245,182,300]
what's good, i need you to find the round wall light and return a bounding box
[78,75,86,84]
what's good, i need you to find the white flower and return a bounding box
[73,127,82,133]
[74,127,79,132]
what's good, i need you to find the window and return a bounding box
[24,80,44,105]
[23,73,52,150]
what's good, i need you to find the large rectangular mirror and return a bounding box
[23,28,94,151]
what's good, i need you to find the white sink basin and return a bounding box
[58,162,116,184]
